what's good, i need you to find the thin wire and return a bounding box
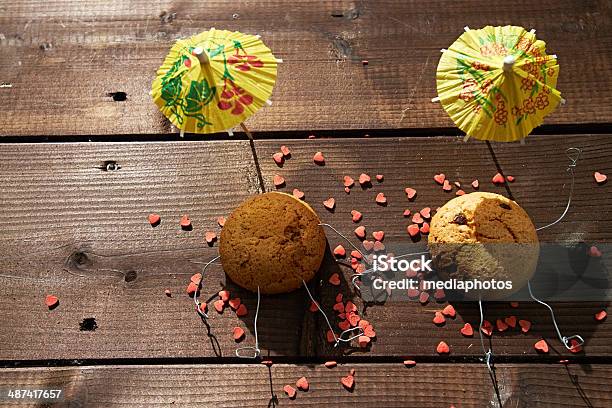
[527,281,584,350]
[530,147,584,350]
[194,255,220,319]
[318,223,369,264]
[302,279,364,347]
[478,299,503,407]
[536,147,581,231]
[236,286,262,358]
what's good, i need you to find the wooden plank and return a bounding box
[255,135,612,357]
[0,363,610,407]
[1,1,610,136]
[0,141,308,360]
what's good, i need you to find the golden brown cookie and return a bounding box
[428,192,539,299]
[219,192,327,294]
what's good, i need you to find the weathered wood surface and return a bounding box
[0,141,309,359]
[0,363,609,407]
[256,135,612,358]
[1,0,611,136]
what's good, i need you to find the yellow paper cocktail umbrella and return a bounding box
[152,28,280,136]
[435,25,563,142]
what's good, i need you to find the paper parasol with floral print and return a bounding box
[152,28,280,136]
[434,25,563,142]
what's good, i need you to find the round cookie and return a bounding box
[428,192,539,299]
[219,192,327,294]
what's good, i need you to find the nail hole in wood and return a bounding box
[124,270,137,282]
[108,92,127,102]
[100,160,121,171]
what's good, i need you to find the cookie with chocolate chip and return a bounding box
[220,192,327,294]
[428,192,539,299]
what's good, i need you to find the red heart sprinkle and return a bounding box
[296,376,309,391]
[236,304,248,317]
[454,181,461,188]
[280,145,291,157]
[232,326,245,341]
[261,360,273,367]
[205,231,217,245]
[481,320,493,336]
[351,250,362,259]
[283,385,297,399]
[323,197,335,210]
[436,341,450,354]
[506,175,515,182]
[338,319,351,331]
[442,180,452,191]
[419,223,430,234]
[309,301,319,312]
[341,375,355,390]
[442,304,456,318]
[292,188,305,199]
[534,339,549,353]
[433,311,446,325]
[272,152,284,166]
[456,189,466,196]
[333,245,346,257]
[217,216,226,227]
[510,301,519,308]
[460,323,474,337]
[569,339,582,353]
[164,289,172,297]
[354,226,366,239]
[348,312,361,327]
[471,179,479,189]
[329,273,341,286]
[324,361,337,368]
[594,171,607,184]
[313,151,325,165]
[180,215,191,228]
[519,319,531,333]
[213,299,225,313]
[588,245,602,257]
[403,209,411,216]
[595,310,607,321]
[186,282,198,296]
[336,293,343,303]
[505,315,517,328]
[351,210,362,222]
[358,335,371,348]
[198,302,207,313]
[326,330,336,343]
[407,224,420,237]
[496,318,509,332]
[355,264,366,274]
[333,302,345,313]
[273,174,285,188]
[372,231,385,241]
[376,174,384,182]
[45,295,59,308]
[419,291,429,304]
[345,301,357,313]
[364,325,376,338]
[375,192,387,205]
[362,240,374,251]
[228,298,241,310]
[343,175,355,187]
[420,207,431,219]
[148,213,160,226]
[219,290,230,302]
[412,213,423,224]
[373,241,385,252]
[434,173,446,185]
[190,273,202,285]
[405,188,417,200]
[407,288,419,298]
[403,360,416,367]
[359,173,371,185]
[492,172,505,184]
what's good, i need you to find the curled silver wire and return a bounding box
[302,279,364,347]
[194,255,220,319]
[319,223,369,265]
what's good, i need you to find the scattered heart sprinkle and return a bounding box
[376,174,384,182]
[343,175,355,187]
[205,231,217,245]
[355,226,366,239]
[375,192,387,205]
[164,289,172,297]
[436,341,450,354]
[460,323,474,337]
[228,298,241,310]
[359,173,371,185]
[313,151,325,165]
[588,245,602,257]
[481,320,493,336]
[433,311,446,325]
[333,245,346,257]
[519,319,532,333]
[403,360,416,367]
[213,299,225,313]
[329,273,341,286]
[505,316,517,328]
[186,282,198,296]
[148,213,161,226]
[283,385,297,399]
[323,197,336,210]
[506,175,515,182]
[595,310,607,321]
[272,152,284,166]
[280,145,291,157]
[407,224,420,237]
[372,231,385,241]
[358,335,371,348]
[442,304,456,318]
[534,339,549,353]
[180,215,191,228]
[296,376,309,391]
[45,295,59,309]
[236,304,248,317]
[434,173,446,185]
[273,174,285,188]
[594,171,607,184]
[442,180,452,191]
[232,326,245,341]
[492,173,505,184]
[219,290,230,302]
[292,188,305,199]
[471,179,479,189]
[341,374,355,390]
[405,187,417,200]
[190,273,202,285]
[351,209,363,222]
[325,361,337,368]
[217,216,226,227]
[496,318,509,332]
